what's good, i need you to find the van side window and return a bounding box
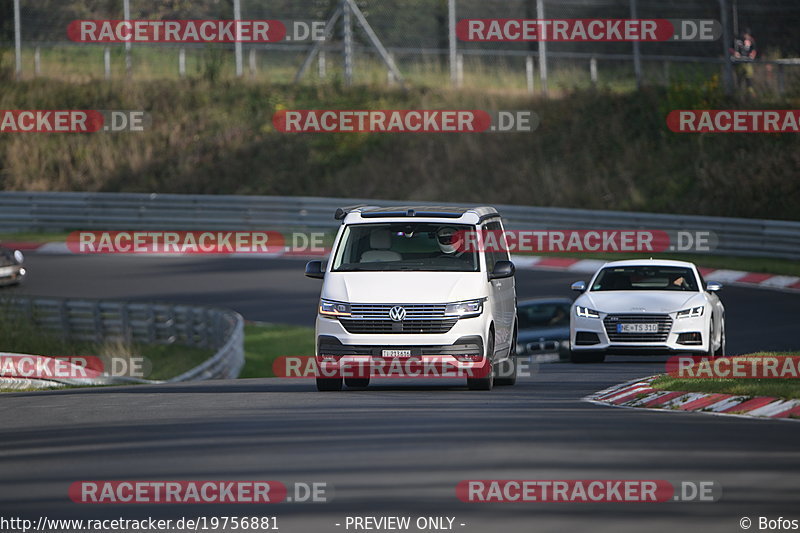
[485,220,509,262]
[481,224,493,273]
[482,220,507,272]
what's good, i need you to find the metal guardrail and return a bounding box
[2,295,245,382]
[0,191,799,260]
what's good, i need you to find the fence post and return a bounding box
[590,57,598,86]
[123,0,131,76]
[525,55,535,95]
[233,0,243,77]
[456,53,463,87]
[13,0,22,79]
[630,0,642,88]
[93,301,103,343]
[777,64,785,95]
[719,0,735,96]
[318,49,327,78]
[387,53,397,85]
[343,0,354,86]
[34,47,41,77]
[104,47,111,79]
[536,0,548,96]
[178,48,186,77]
[448,0,457,87]
[249,48,257,77]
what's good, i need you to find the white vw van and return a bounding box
[305,205,517,391]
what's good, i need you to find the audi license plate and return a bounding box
[381,349,412,358]
[617,323,659,333]
[0,266,14,277]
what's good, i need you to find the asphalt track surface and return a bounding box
[1,254,799,533]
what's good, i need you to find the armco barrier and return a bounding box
[1,296,244,383]
[0,191,799,260]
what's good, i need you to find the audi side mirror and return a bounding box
[489,260,515,280]
[706,281,723,292]
[571,281,587,292]
[305,260,324,279]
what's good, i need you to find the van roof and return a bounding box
[336,205,499,223]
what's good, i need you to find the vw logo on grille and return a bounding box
[388,306,407,322]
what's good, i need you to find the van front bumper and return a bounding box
[315,314,492,376]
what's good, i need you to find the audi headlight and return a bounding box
[575,306,601,319]
[676,306,704,319]
[319,299,351,317]
[444,299,484,318]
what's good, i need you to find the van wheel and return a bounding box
[316,378,343,391]
[467,333,495,390]
[569,350,606,363]
[494,357,517,386]
[345,377,370,389]
[495,336,517,386]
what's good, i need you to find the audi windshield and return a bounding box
[592,266,700,291]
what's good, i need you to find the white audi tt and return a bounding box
[569,259,725,363]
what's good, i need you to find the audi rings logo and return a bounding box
[388,306,407,322]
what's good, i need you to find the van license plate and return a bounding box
[382,349,412,358]
[617,323,658,333]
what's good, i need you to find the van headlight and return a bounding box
[676,306,704,319]
[575,306,601,319]
[444,299,484,318]
[319,299,351,317]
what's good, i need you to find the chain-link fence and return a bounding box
[2,0,799,95]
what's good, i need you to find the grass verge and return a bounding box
[240,322,315,379]
[0,304,214,386]
[651,352,800,400]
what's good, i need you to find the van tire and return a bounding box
[496,325,518,386]
[345,377,370,389]
[316,378,343,391]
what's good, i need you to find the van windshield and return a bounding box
[331,223,479,272]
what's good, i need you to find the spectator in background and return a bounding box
[732,30,758,94]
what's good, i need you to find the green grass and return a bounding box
[652,352,800,400]
[240,322,315,378]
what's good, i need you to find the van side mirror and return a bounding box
[706,281,723,292]
[305,260,324,279]
[489,260,515,280]
[571,281,587,292]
